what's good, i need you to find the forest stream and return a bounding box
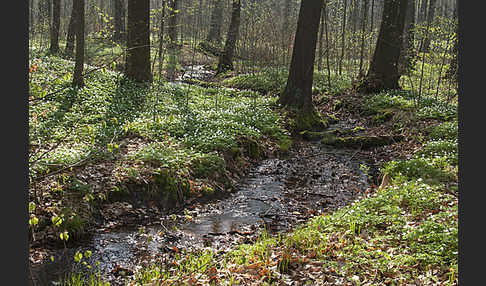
[31,140,372,286]
[30,67,373,286]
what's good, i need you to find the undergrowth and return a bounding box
[28,53,289,254]
[127,93,458,286]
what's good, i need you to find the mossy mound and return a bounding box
[181,78,220,88]
[108,168,191,211]
[290,108,329,133]
[321,134,404,149]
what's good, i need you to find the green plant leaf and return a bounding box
[74,251,83,263]
[29,216,39,226]
[29,202,36,212]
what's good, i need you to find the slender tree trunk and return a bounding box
[368,0,375,62]
[73,0,85,87]
[351,0,359,33]
[418,0,428,23]
[179,0,184,44]
[339,0,348,75]
[420,0,436,52]
[317,6,325,72]
[399,0,416,75]
[125,0,153,82]
[216,0,241,74]
[206,0,224,43]
[39,0,48,50]
[47,0,52,29]
[30,0,35,38]
[50,0,61,53]
[65,3,76,57]
[113,0,126,43]
[158,0,166,78]
[323,0,332,88]
[358,0,370,77]
[445,2,457,82]
[167,0,179,80]
[282,0,292,65]
[357,0,409,93]
[279,0,323,112]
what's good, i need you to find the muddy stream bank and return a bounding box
[31,137,373,286]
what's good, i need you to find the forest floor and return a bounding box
[28,51,458,286]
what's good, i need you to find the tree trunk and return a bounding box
[282,0,292,65]
[279,0,326,132]
[279,0,323,112]
[445,2,457,82]
[47,0,52,28]
[158,0,166,78]
[73,0,85,87]
[125,0,153,82]
[338,0,348,75]
[317,6,325,72]
[166,0,179,80]
[30,0,35,37]
[399,0,416,75]
[420,0,436,52]
[350,0,359,33]
[50,0,61,53]
[418,0,428,23]
[323,0,332,88]
[357,0,408,93]
[216,0,241,74]
[65,2,76,57]
[206,0,224,43]
[368,0,375,62]
[358,0,370,77]
[113,0,126,43]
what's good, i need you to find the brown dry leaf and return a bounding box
[247,262,263,269]
[207,266,218,276]
[259,267,269,276]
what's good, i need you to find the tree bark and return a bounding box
[317,6,326,72]
[207,0,224,43]
[358,0,370,77]
[73,0,85,87]
[418,0,428,23]
[216,0,241,74]
[30,0,35,37]
[368,0,375,62]
[279,0,323,112]
[323,0,332,88]
[158,0,166,78]
[445,2,457,82]
[399,0,416,75]
[125,0,153,82]
[357,0,409,93]
[50,0,61,53]
[282,0,292,65]
[338,0,348,75]
[113,0,126,43]
[65,2,76,57]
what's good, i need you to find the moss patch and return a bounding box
[321,134,404,149]
[291,108,329,133]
